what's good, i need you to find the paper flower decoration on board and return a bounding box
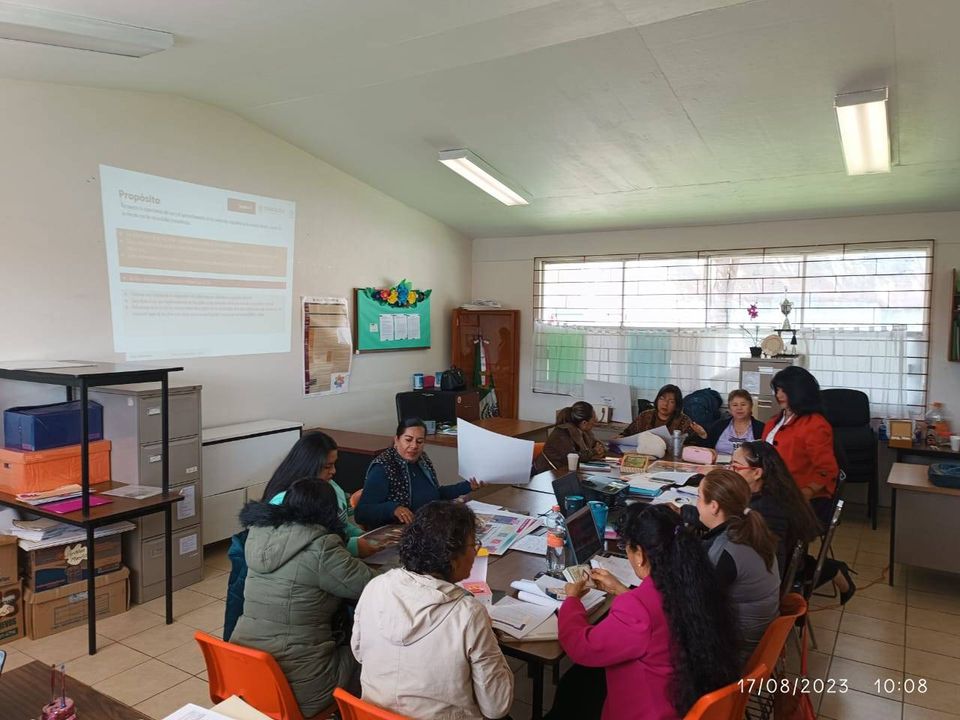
[364,279,431,308]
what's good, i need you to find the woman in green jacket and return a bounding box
[230,479,378,716]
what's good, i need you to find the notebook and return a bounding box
[43,495,112,514]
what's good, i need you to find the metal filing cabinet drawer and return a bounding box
[138,437,201,488]
[141,480,202,538]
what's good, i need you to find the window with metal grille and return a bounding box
[533,241,932,418]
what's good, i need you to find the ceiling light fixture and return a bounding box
[834,87,891,175]
[438,149,529,206]
[0,2,173,57]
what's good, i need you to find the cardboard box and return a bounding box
[0,534,17,585]
[24,566,129,640]
[0,581,24,645]
[0,439,111,495]
[3,400,103,451]
[889,419,914,449]
[22,534,123,592]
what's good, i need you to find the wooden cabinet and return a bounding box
[451,309,521,419]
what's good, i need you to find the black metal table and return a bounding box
[0,361,183,654]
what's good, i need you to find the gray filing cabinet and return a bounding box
[739,356,802,422]
[90,384,203,603]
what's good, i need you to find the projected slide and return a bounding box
[100,165,295,360]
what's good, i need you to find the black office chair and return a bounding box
[822,389,878,529]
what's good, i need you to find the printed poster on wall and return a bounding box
[303,296,352,396]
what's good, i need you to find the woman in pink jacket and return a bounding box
[551,504,742,720]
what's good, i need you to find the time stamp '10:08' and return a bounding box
[739,678,928,695]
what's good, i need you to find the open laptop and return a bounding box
[565,505,604,565]
[551,472,582,517]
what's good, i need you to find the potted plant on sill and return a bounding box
[741,303,762,357]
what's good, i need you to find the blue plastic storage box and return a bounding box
[3,400,103,451]
[929,463,960,490]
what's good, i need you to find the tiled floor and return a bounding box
[4,506,959,719]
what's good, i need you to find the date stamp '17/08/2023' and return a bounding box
[739,677,929,696]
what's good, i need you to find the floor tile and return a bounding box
[138,588,217,618]
[833,632,905,672]
[134,677,212,719]
[175,601,226,633]
[93,657,191,706]
[809,608,842,631]
[0,648,34,671]
[509,697,533,720]
[908,589,960,616]
[909,569,960,597]
[197,669,208,681]
[828,656,903,700]
[904,675,960,714]
[808,627,838,655]
[65,641,151,685]
[905,648,960,686]
[95,606,166,641]
[903,703,960,719]
[907,626,960,660]
[187,572,228,600]
[13,626,115,665]
[121,621,202,657]
[819,687,903,720]
[844,595,907,623]
[203,540,232,573]
[856,549,891,567]
[157,639,208,676]
[839,612,905,646]
[908,607,960,637]
[857,580,907,605]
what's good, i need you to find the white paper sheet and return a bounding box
[162,704,242,720]
[583,379,633,424]
[378,314,394,341]
[466,500,504,513]
[177,485,196,521]
[742,370,761,395]
[509,532,548,555]
[101,485,162,499]
[406,313,421,340]
[489,596,556,639]
[179,533,198,555]
[394,314,408,340]
[457,419,535,485]
[591,555,639,588]
[651,488,697,507]
[649,471,697,484]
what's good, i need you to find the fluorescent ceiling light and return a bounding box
[835,88,890,175]
[438,149,529,206]
[0,2,173,57]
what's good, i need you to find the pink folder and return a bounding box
[43,495,113,514]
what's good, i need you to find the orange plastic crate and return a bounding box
[0,440,111,495]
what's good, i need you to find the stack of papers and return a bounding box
[7,518,71,542]
[475,510,541,555]
[14,520,135,551]
[489,596,556,640]
[590,555,639,589]
[651,488,697,507]
[510,575,606,612]
[15,484,83,505]
[509,532,548,555]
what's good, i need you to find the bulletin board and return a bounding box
[354,281,432,352]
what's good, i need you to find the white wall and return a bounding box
[0,79,471,434]
[473,213,960,423]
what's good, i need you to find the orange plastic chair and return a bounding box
[333,688,411,720]
[744,593,808,678]
[350,489,363,508]
[683,663,767,720]
[533,442,545,459]
[195,630,335,720]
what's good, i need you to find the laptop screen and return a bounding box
[551,472,582,516]
[566,505,603,565]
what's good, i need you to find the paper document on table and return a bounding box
[489,596,556,639]
[161,704,243,720]
[457,419,535,485]
[650,471,697,484]
[475,510,541,555]
[100,484,162,499]
[651,488,697,507]
[510,577,606,611]
[509,532,548,555]
[591,555,639,588]
[466,500,504,513]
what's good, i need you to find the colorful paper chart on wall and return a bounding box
[303,296,353,396]
[354,280,431,352]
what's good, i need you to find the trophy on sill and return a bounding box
[778,296,798,355]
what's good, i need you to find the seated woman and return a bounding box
[224,431,374,641]
[352,502,514,719]
[762,366,839,525]
[704,389,765,456]
[548,504,741,719]
[355,418,480,528]
[696,469,781,663]
[532,400,607,474]
[620,384,707,452]
[230,480,378,717]
[733,441,855,603]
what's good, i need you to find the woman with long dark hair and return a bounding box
[231,479,377,716]
[763,366,839,524]
[355,418,480,528]
[733,441,855,603]
[533,400,607,473]
[697,469,781,662]
[619,384,708,455]
[548,504,742,719]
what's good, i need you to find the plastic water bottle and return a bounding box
[878,418,888,441]
[544,505,567,576]
[672,429,683,459]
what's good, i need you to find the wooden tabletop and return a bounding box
[311,428,391,455]
[887,462,960,496]
[0,482,182,528]
[0,660,151,720]
[480,486,558,516]
[424,418,553,448]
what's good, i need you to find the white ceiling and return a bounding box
[3,0,959,238]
